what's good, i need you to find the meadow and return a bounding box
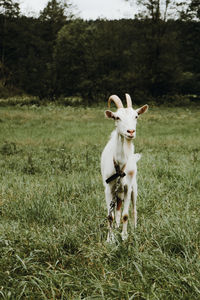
[0,104,199,299]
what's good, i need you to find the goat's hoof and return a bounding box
[121,232,128,241]
[107,232,115,243]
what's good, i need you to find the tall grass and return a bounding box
[0,105,199,299]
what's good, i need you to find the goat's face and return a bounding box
[105,105,148,140]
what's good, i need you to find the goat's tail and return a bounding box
[133,153,142,163]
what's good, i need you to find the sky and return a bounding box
[19,0,138,20]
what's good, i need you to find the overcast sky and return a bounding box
[19,0,138,19]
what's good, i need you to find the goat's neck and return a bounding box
[114,131,134,168]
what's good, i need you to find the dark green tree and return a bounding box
[39,0,73,39]
[0,0,20,95]
[124,0,182,101]
[54,19,134,102]
[177,0,200,96]
[39,0,72,20]
[35,0,74,99]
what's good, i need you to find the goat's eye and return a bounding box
[116,117,120,120]
[135,115,138,119]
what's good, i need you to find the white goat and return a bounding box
[101,94,148,242]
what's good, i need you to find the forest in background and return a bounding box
[0,0,200,105]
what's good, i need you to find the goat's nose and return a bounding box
[127,129,135,135]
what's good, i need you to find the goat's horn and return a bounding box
[125,93,132,108]
[108,95,123,109]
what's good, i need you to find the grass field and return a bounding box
[0,104,199,299]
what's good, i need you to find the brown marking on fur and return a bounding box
[123,214,128,222]
[116,197,122,210]
[111,182,123,196]
[107,215,114,222]
[126,139,132,149]
[124,184,128,196]
[131,190,134,205]
[118,183,124,193]
[128,170,135,177]
[111,184,116,195]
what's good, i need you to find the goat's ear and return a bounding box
[105,110,117,120]
[136,104,148,115]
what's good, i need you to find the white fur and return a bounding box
[101,103,148,242]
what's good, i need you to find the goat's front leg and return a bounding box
[115,191,123,228]
[131,179,138,228]
[105,186,115,242]
[121,188,131,240]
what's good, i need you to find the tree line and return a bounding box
[0,0,199,105]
